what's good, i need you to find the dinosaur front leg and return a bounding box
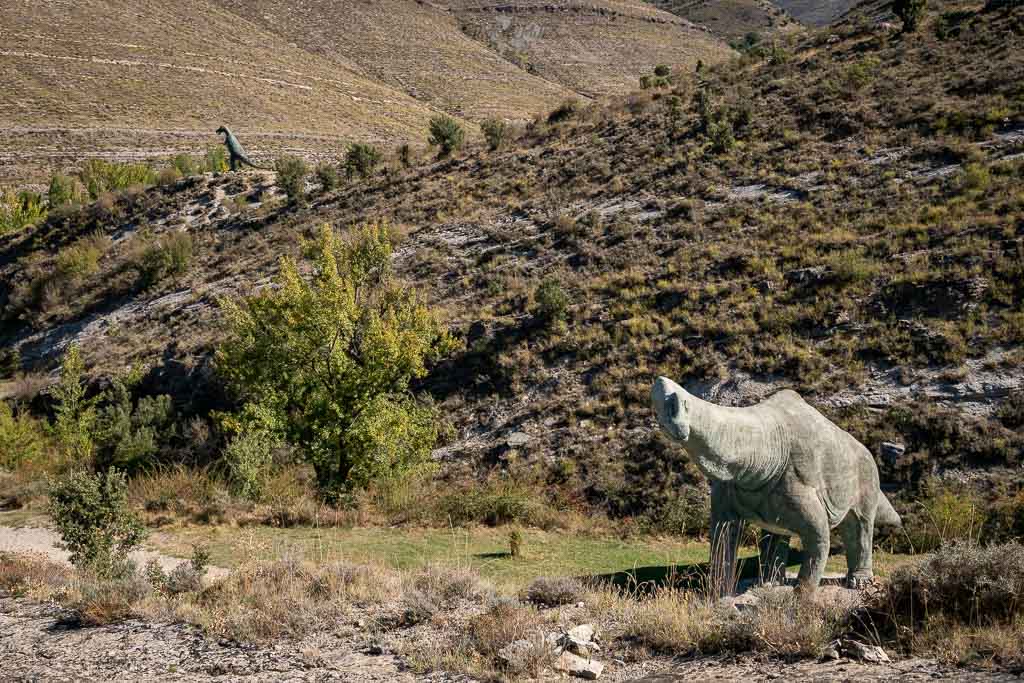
[838,510,875,588]
[758,531,790,586]
[709,485,744,597]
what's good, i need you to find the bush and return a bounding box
[52,345,97,462]
[398,144,413,168]
[223,426,277,501]
[0,190,47,234]
[94,375,176,471]
[136,232,193,288]
[315,163,340,192]
[78,160,157,199]
[523,576,583,607]
[217,221,458,497]
[48,468,146,578]
[428,115,465,158]
[894,0,928,32]
[274,155,308,204]
[170,154,198,177]
[0,402,50,469]
[47,174,85,208]
[534,278,569,327]
[708,118,736,153]
[54,231,110,281]
[481,118,509,151]
[345,143,382,179]
[205,146,229,174]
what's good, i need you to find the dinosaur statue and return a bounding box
[216,126,265,171]
[650,376,902,595]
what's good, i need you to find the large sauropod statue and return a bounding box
[216,126,266,171]
[650,376,902,595]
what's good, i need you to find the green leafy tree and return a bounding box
[52,345,97,462]
[48,468,146,578]
[316,162,341,192]
[428,115,465,158]
[894,0,927,32]
[217,221,458,497]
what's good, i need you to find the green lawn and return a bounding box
[149,524,915,589]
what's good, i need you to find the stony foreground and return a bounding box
[1,595,1019,682]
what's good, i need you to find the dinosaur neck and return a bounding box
[682,391,777,487]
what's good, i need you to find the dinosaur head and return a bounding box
[651,376,690,442]
[216,126,229,137]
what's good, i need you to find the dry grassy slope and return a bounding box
[447,0,734,96]
[648,0,799,39]
[207,0,576,121]
[1,0,1023,510]
[0,0,453,184]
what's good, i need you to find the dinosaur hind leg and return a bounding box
[838,509,875,588]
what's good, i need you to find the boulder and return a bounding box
[842,640,891,664]
[553,651,604,680]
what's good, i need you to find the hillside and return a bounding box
[2,0,1024,520]
[0,0,448,185]
[649,0,799,39]
[0,0,732,186]
[773,0,860,26]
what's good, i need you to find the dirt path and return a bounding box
[0,524,230,580]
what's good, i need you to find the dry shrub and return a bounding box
[130,465,229,522]
[523,576,584,607]
[612,586,717,653]
[75,573,150,625]
[469,599,555,677]
[867,541,1024,667]
[410,565,492,604]
[718,589,848,657]
[0,551,72,599]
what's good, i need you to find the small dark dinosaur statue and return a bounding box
[216,126,266,171]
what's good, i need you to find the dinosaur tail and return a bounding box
[875,492,902,528]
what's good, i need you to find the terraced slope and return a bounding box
[649,0,799,39]
[207,0,576,121]
[0,0,452,185]
[447,0,733,96]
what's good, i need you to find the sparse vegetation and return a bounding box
[428,114,465,158]
[895,0,929,32]
[481,118,510,151]
[274,155,308,204]
[345,143,382,179]
[315,162,341,192]
[0,189,46,234]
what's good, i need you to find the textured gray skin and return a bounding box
[216,126,265,171]
[651,376,902,595]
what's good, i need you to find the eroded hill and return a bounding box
[1,0,1023,518]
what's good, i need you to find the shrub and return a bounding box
[0,401,50,469]
[428,114,465,158]
[481,118,509,151]
[902,481,984,552]
[534,277,569,327]
[170,153,198,177]
[708,118,736,153]
[315,162,340,192]
[398,144,413,168]
[52,345,97,462]
[894,0,928,32]
[78,160,157,199]
[0,190,47,234]
[523,576,583,607]
[94,375,176,471]
[345,143,382,179]
[47,174,85,208]
[882,541,1024,625]
[205,146,229,174]
[48,468,146,578]
[217,222,458,497]
[223,426,277,501]
[54,231,110,281]
[654,64,671,78]
[136,232,193,288]
[274,155,308,204]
